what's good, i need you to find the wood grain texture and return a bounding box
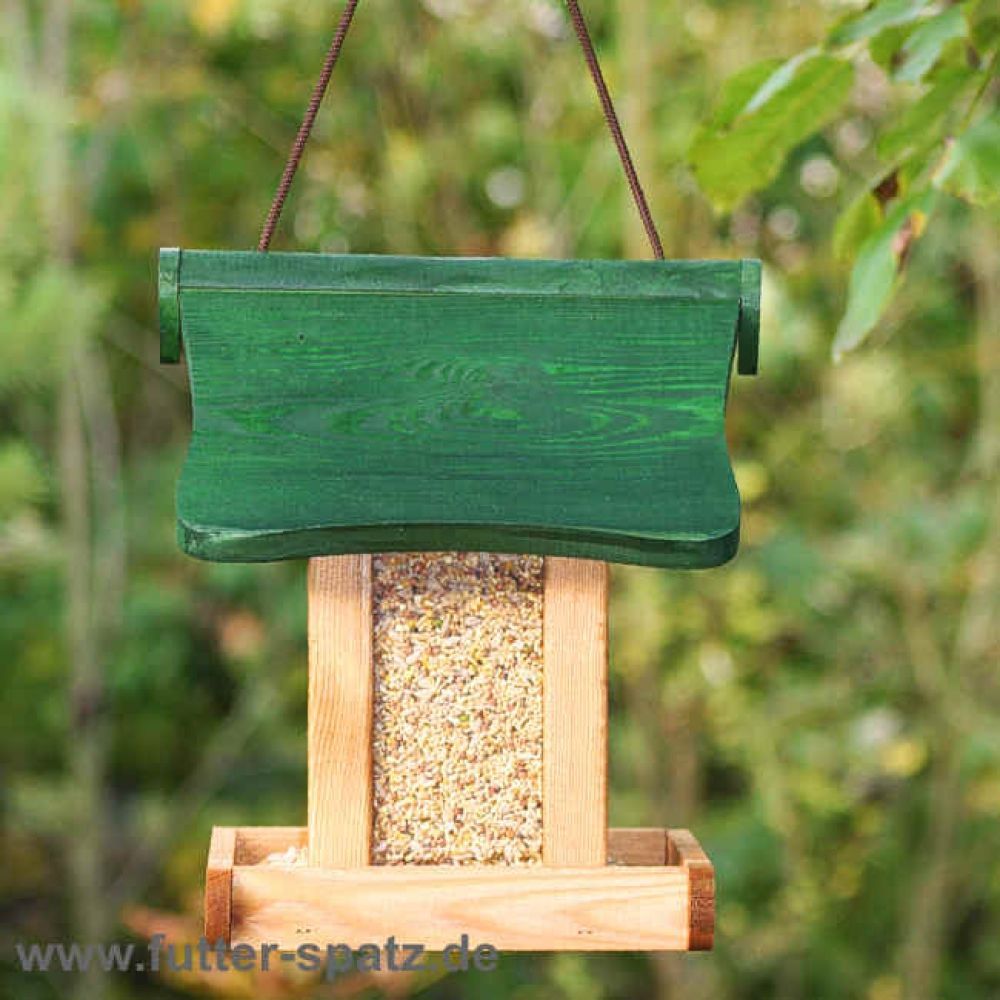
[234,827,307,866]
[160,250,761,568]
[607,827,668,866]
[668,828,715,951]
[204,826,237,944]
[543,558,608,866]
[231,826,670,868]
[737,258,761,375]
[158,248,180,364]
[307,555,373,868]
[230,864,690,952]
[210,827,712,950]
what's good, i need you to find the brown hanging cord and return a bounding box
[258,0,359,253]
[257,0,664,259]
[562,0,664,259]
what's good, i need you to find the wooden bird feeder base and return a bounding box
[202,556,716,954]
[205,826,713,952]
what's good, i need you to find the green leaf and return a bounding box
[969,1,1000,52]
[877,66,978,160]
[702,58,785,131]
[934,112,1000,205]
[828,0,934,47]
[689,54,854,212]
[833,188,937,359]
[894,7,968,82]
[833,189,882,262]
[868,22,918,71]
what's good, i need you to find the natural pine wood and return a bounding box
[229,826,669,867]
[231,864,687,951]
[606,827,668,866]
[668,827,715,950]
[208,827,712,951]
[543,558,608,866]
[160,249,761,568]
[234,827,308,866]
[204,826,237,945]
[307,555,373,869]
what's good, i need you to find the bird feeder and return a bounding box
[161,249,759,952]
[159,0,761,954]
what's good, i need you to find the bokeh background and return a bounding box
[2,1,998,998]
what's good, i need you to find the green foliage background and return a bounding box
[0,1,997,998]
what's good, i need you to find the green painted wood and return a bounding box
[160,249,760,568]
[159,248,181,364]
[737,258,761,376]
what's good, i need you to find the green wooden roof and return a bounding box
[159,249,760,568]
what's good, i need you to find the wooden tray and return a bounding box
[206,826,714,952]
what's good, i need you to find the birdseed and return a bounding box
[265,846,308,866]
[371,553,543,865]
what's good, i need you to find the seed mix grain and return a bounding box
[371,552,544,865]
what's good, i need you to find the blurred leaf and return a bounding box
[833,188,937,358]
[877,65,978,159]
[869,22,918,71]
[969,1,1000,51]
[701,58,785,128]
[0,264,106,390]
[690,53,853,211]
[828,0,935,47]
[893,7,968,82]
[0,440,46,518]
[833,188,883,262]
[934,112,1000,205]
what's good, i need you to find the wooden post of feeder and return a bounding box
[307,555,374,869]
[542,557,608,867]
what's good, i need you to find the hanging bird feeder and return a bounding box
[161,0,760,954]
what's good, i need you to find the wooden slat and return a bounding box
[204,827,237,945]
[172,250,751,297]
[231,863,690,952]
[234,827,308,866]
[307,555,373,869]
[234,826,669,869]
[607,827,668,866]
[542,558,608,866]
[667,829,715,951]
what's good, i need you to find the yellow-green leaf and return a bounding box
[877,66,978,160]
[833,188,938,359]
[828,0,934,47]
[689,54,854,212]
[894,7,967,82]
[934,113,1000,206]
[833,189,882,263]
